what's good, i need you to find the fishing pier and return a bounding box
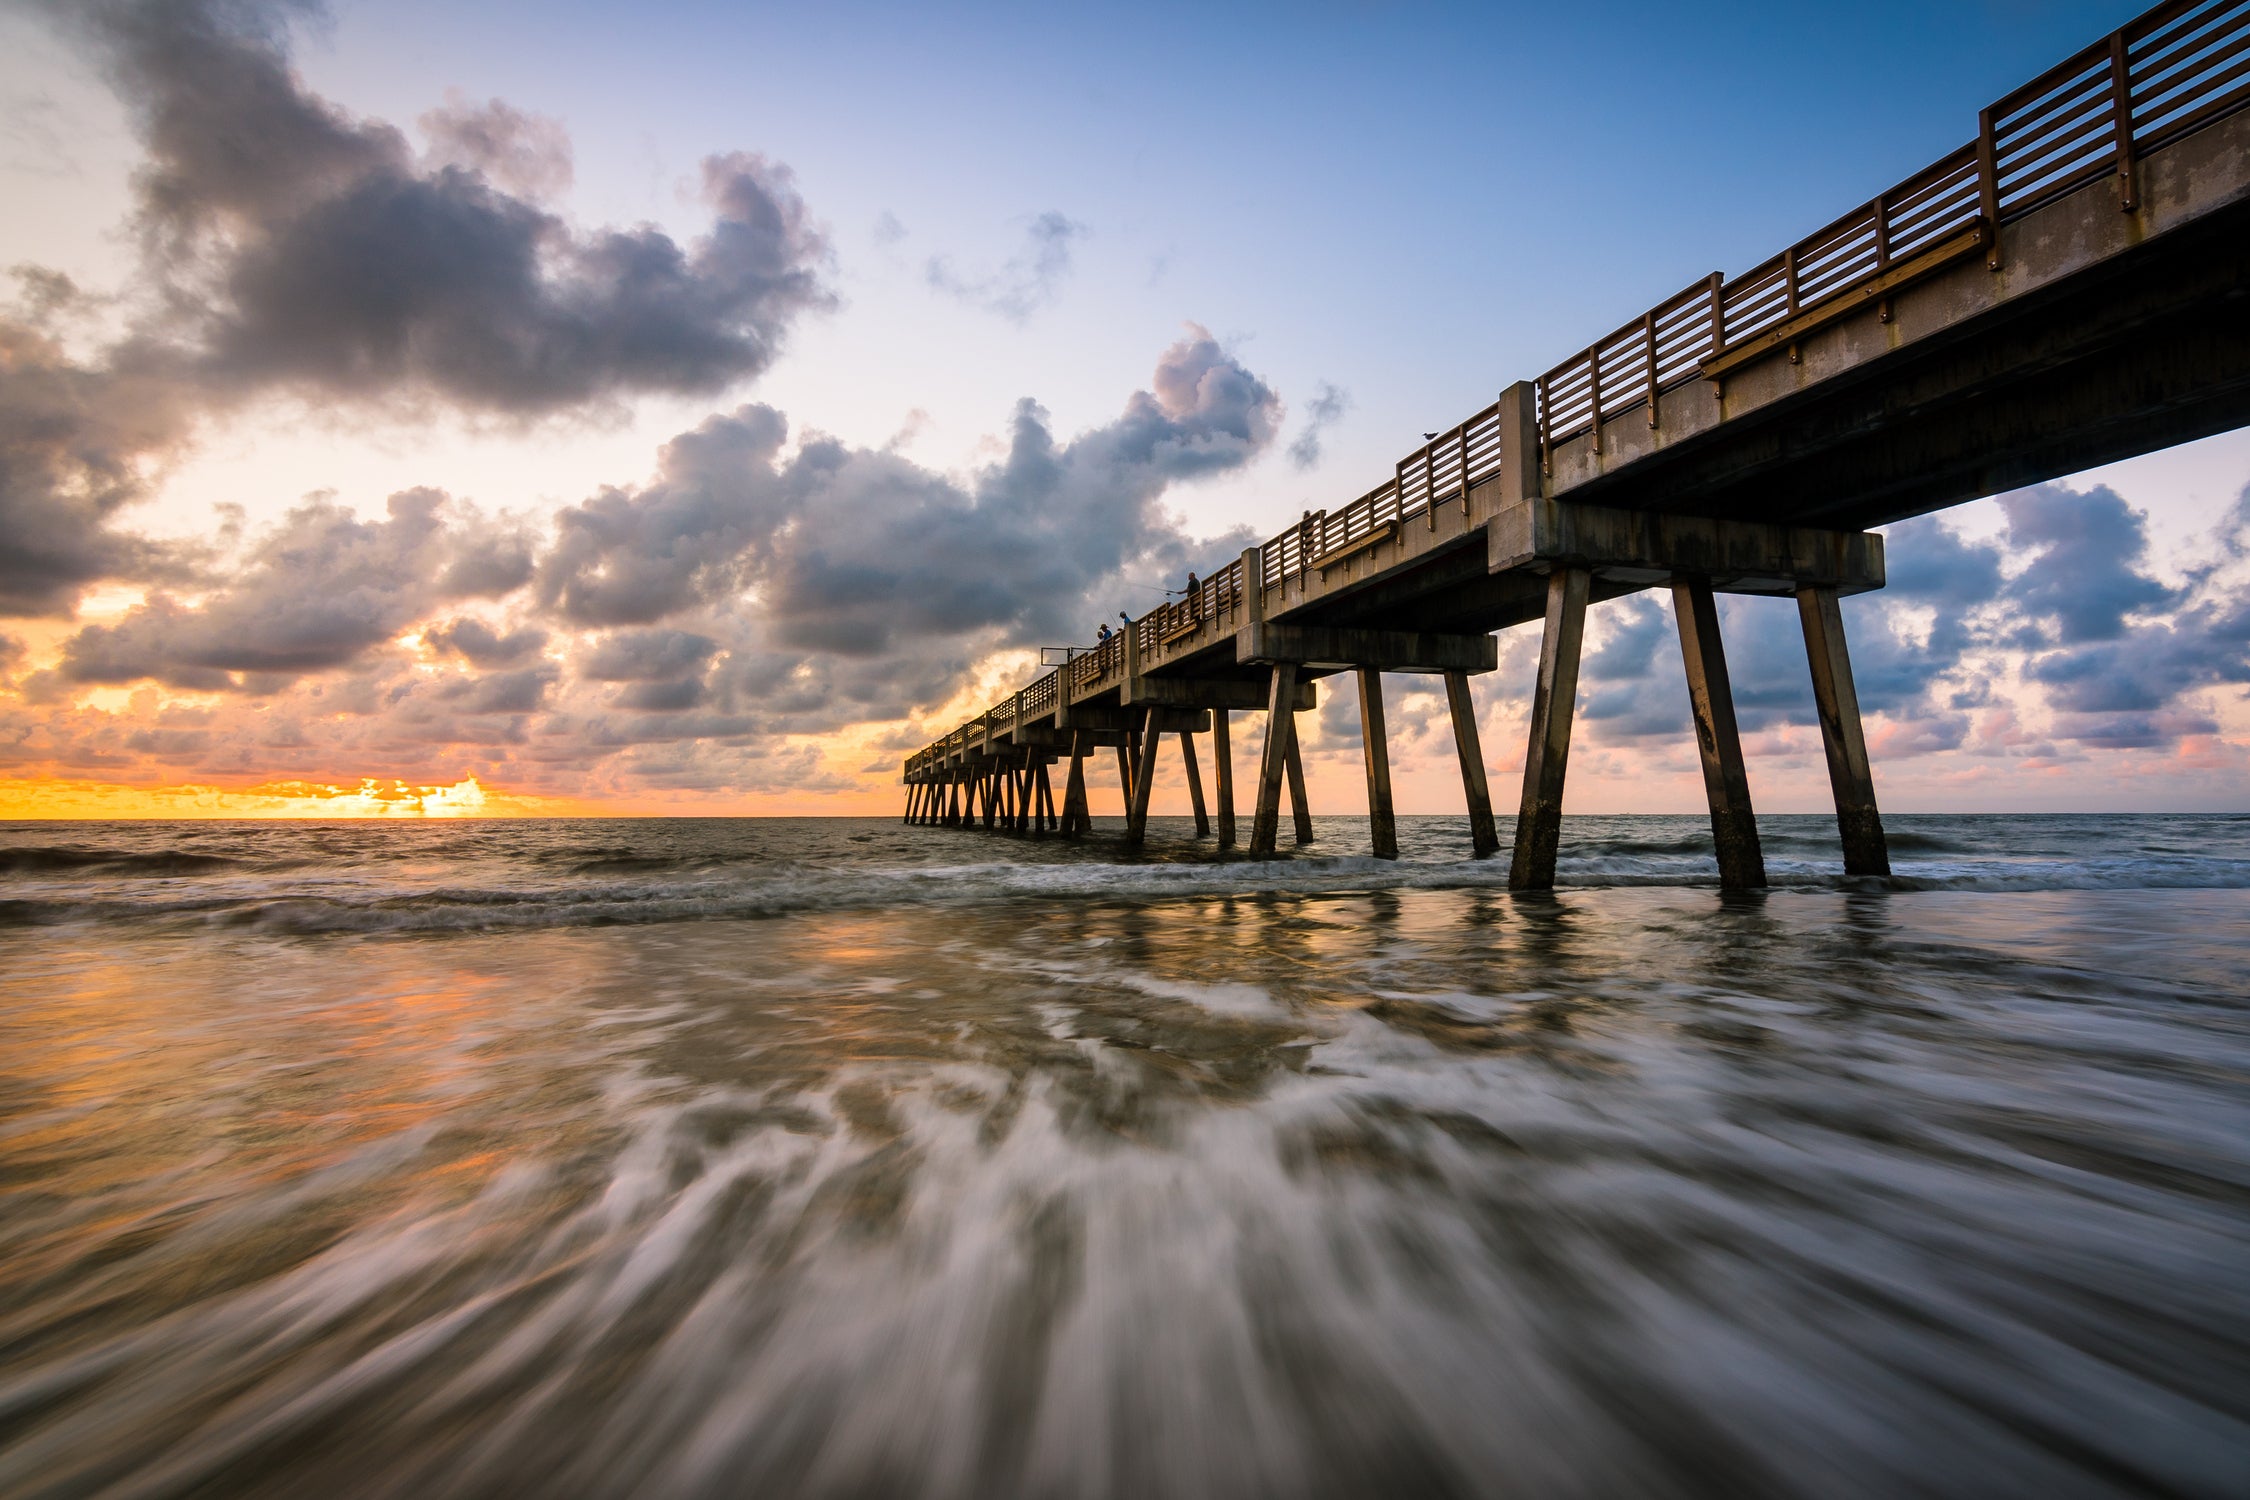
[904,0,2250,888]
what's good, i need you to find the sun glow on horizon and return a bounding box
[0,775,595,820]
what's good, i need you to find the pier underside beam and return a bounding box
[1510,568,1591,891]
[1123,678,1316,712]
[1239,623,1498,674]
[1799,586,1891,877]
[1674,578,1767,890]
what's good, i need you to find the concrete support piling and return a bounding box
[1798,586,1891,877]
[1180,732,1210,837]
[1213,710,1237,848]
[1126,712,1162,844]
[1444,670,1500,857]
[1357,668,1398,859]
[1674,577,1767,890]
[1511,567,1591,890]
[1064,732,1090,837]
[1283,735,1313,845]
[1114,744,1135,814]
[1250,663,1301,857]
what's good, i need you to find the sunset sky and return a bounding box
[1,0,2244,818]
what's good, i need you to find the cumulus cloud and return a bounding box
[0,0,834,621]
[418,91,574,200]
[925,211,1084,323]
[6,329,1280,793]
[424,616,548,667]
[2003,482,2250,748]
[0,314,194,616]
[57,0,834,411]
[539,326,1275,732]
[59,488,535,692]
[1287,381,1351,471]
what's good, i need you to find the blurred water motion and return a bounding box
[1,816,2246,1498]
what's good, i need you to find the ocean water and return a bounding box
[1,813,2245,1499]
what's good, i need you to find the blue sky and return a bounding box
[1,0,2244,813]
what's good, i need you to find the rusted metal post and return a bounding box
[1358,668,1397,859]
[1283,733,1313,845]
[1798,587,1891,877]
[1510,567,1591,890]
[1250,663,1300,857]
[1179,731,1210,837]
[1445,671,1500,857]
[1064,731,1090,837]
[1214,709,1237,848]
[1674,578,1766,890]
[1126,711,1161,844]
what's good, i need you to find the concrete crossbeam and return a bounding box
[1489,498,1884,596]
[1236,623,1498,674]
[1118,678,1317,712]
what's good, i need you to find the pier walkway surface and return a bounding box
[905,0,2250,887]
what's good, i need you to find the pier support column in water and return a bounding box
[1213,710,1236,848]
[1114,742,1134,815]
[1126,711,1161,844]
[1063,733,1090,837]
[1445,670,1500,857]
[1674,575,1767,890]
[1358,668,1397,859]
[1799,585,1891,877]
[1250,662,1301,857]
[1180,732,1210,837]
[1511,567,1591,890]
[1284,733,1314,845]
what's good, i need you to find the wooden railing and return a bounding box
[1535,0,2247,456]
[906,0,2248,779]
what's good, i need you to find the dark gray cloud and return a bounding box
[925,211,1084,324]
[1286,381,1351,471]
[2008,484,2250,747]
[0,315,193,616]
[0,0,833,620]
[2001,484,2177,644]
[424,616,547,667]
[59,488,536,692]
[52,0,834,412]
